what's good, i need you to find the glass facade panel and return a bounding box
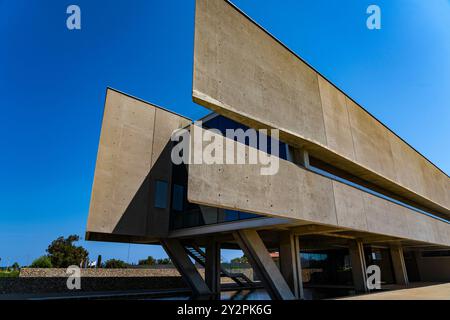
[301,250,353,286]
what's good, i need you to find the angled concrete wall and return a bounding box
[187,127,450,247]
[86,88,191,241]
[193,0,449,216]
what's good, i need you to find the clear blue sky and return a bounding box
[0,0,449,266]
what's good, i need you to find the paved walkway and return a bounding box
[338,282,450,300]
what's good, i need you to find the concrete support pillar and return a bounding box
[161,239,211,296]
[279,231,304,299]
[233,230,296,300]
[390,244,409,286]
[348,240,368,293]
[205,239,221,294]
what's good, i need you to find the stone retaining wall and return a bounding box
[0,268,254,295]
[0,268,186,295]
[19,267,182,278]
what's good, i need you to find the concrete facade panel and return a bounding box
[192,0,449,215]
[318,76,356,160]
[363,193,410,239]
[86,89,190,240]
[301,170,337,225]
[87,89,156,236]
[388,131,426,196]
[194,0,326,147]
[404,210,436,244]
[187,127,337,225]
[187,127,450,246]
[151,109,189,167]
[346,99,397,181]
[332,182,367,231]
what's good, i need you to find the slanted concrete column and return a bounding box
[205,239,221,294]
[390,243,409,286]
[348,240,368,293]
[279,231,304,299]
[161,239,211,296]
[233,230,296,300]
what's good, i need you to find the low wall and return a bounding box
[1,267,254,295]
[19,267,182,278]
[1,268,187,295]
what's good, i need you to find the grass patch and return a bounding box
[0,270,20,278]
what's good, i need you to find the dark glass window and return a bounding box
[172,184,184,211]
[422,250,450,257]
[224,210,239,221]
[239,212,260,220]
[154,180,168,209]
[301,250,353,286]
[203,114,287,160]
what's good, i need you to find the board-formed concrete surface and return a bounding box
[187,126,450,247]
[192,0,450,216]
[338,283,450,300]
[86,88,191,241]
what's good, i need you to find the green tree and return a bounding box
[138,256,156,266]
[30,256,53,268]
[156,258,171,265]
[104,259,127,269]
[11,262,20,270]
[230,255,248,264]
[46,235,89,268]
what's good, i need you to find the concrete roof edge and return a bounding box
[106,87,192,122]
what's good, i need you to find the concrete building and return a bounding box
[85,0,450,299]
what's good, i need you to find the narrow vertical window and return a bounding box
[172,184,184,211]
[154,180,168,209]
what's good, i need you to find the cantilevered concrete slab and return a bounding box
[86,88,191,242]
[187,126,450,247]
[193,0,450,216]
